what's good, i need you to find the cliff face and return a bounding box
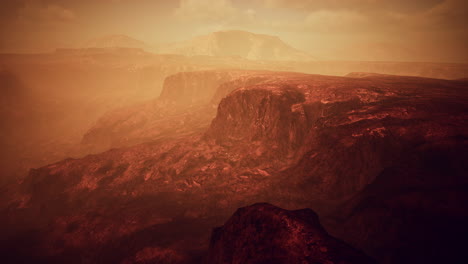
[81,70,258,153]
[207,85,310,159]
[159,70,243,105]
[206,73,468,201]
[208,203,375,264]
[79,63,221,154]
[3,71,467,263]
[81,70,300,155]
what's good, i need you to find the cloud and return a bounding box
[303,10,367,33]
[414,0,468,31]
[260,0,443,13]
[18,3,76,23]
[172,0,260,35]
[259,0,467,36]
[174,0,238,23]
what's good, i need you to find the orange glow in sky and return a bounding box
[1,0,467,62]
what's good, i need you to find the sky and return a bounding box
[1,0,467,62]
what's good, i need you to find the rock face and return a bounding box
[165,30,315,61]
[206,74,311,159]
[2,71,467,263]
[159,70,252,105]
[80,70,263,153]
[208,203,376,264]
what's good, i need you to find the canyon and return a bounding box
[1,0,468,258]
[3,47,466,187]
[1,69,467,263]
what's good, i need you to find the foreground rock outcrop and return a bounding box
[208,203,375,264]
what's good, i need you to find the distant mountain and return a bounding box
[82,34,149,50]
[164,30,315,61]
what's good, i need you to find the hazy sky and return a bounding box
[1,0,467,62]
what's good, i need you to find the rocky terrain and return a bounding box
[1,70,467,263]
[0,52,265,183]
[1,45,466,184]
[81,70,280,153]
[208,203,375,264]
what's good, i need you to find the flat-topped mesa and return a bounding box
[165,30,315,61]
[210,73,283,104]
[208,203,376,264]
[206,82,313,158]
[204,72,368,157]
[81,70,261,152]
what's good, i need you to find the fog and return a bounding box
[0,1,467,263]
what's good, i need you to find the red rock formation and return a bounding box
[2,51,467,185]
[2,71,467,263]
[81,70,262,153]
[159,70,245,105]
[208,203,376,264]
